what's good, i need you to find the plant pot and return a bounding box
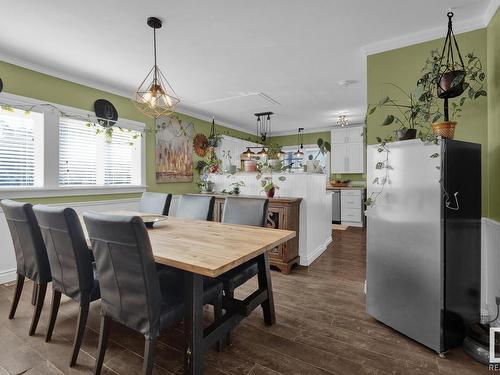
[268,159,282,171]
[432,121,457,139]
[437,70,466,99]
[244,160,257,172]
[228,165,237,174]
[395,128,417,141]
[266,188,275,198]
[200,181,214,193]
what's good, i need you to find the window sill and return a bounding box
[0,185,147,199]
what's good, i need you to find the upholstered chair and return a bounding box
[83,212,222,375]
[33,205,100,366]
[1,199,52,336]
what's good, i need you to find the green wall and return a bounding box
[0,60,255,202]
[488,8,500,221]
[269,131,365,184]
[367,29,490,216]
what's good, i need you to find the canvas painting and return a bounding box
[155,116,194,183]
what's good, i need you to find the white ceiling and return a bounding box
[0,0,497,134]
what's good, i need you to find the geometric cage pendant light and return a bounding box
[133,17,180,119]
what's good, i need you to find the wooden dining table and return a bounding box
[81,211,295,375]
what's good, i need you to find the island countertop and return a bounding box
[189,193,303,204]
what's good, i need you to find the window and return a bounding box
[0,94,145,197]
[0,108,43,187]
[59,118,142,186]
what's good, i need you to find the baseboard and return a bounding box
[0,268,17,285]
[304,235,333,266]
[341,221,364,228]
[481,217,500,320]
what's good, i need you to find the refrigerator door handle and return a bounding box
[445,191,460,211]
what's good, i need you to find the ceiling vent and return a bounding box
[196,92,280,110]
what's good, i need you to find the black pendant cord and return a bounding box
[153,27,158,84]
[439,12,465,70]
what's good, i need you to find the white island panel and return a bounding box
[210,173,332,266]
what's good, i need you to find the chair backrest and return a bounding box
[140,192,172,215]
[0,199,51,283]
[33,205,94,304]
[222,197,269,227]
[83,212,162,338]
[176,195,215,221]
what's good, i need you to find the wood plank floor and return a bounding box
[0,228,489,374]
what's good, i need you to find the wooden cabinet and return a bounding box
[331,126,365,173]
[212,196,301,274]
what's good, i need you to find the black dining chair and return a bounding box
[83,212,223,375]
[140,192,172,215]
[218,197,270,343]
[176,194,215,220]
[1,199,52,336]
[33,205,100,367]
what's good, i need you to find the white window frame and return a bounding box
[0,92,146,199]
[282,144,331,175]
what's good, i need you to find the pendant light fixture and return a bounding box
[294,127,304,157]
[244,147,255,158]
[255,111,273,143]
[133,17,180,119]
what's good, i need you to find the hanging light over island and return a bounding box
[133,17,180,119]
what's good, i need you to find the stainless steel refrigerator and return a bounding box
[366,139,481,355]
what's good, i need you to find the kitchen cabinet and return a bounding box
[330,126,365,173]
[340,189,364,227]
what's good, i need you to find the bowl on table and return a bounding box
[141,214,168,228]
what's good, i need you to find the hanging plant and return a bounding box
[193,133,209,157]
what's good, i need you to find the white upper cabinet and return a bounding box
[330,125,365,173]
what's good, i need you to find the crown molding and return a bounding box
[0,51,255,136]
[362,14,487,56]
[484,0,500,25]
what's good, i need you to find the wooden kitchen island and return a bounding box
[192,194,301,274]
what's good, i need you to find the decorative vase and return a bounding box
[266,188,275,198]
[395,128,417,141]
[432,121,457,139]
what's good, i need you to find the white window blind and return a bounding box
[59,118,141,186]
[0,108,43,187]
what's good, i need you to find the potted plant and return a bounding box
[221,181,245,195]
[418,49,487,139]
[259,176,286,198]
[197,173,214,193]
[368,83,439,141]
[306,138,331,172]
[266,145,283,171]
[205,150,221,174]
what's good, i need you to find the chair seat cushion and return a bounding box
[217,259,259,293]
[156,267,223,331]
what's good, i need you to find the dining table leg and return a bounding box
[257,252,276,325]
[184,272,204,375]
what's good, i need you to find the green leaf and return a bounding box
[468,87,475,99]
[460,97,466,106]
[324,141,331,152]
[368,106,377,115]
[377,96,390,106]
[317,138,323,148]
[381,115,395,126]
[479,72,485,81]
[430,153,439,158]
[432,113,442,123]
[474,90,487,99]
[376,137,382,143]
